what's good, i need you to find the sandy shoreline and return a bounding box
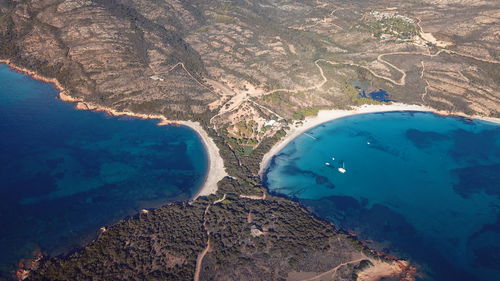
[3,59,499,199]
[182,120,227,199]
[59,96,228,200]
[1,60,227,199]
[260,103,500,175]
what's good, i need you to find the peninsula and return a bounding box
[1,0,498,280]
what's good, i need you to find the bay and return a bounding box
[0,64,208,278]
[264,111,500,281]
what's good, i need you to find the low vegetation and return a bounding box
[343,84,382,106]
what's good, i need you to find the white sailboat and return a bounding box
[338,162,346,173]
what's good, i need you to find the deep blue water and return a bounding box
[264,112,500,281]
[0,64,208,277]
[359,89,392,102]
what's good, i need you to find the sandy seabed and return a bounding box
[3,60,498,199]
[260,103,500,175]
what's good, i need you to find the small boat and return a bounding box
[331,157,335,161]
[338,162,346,173]
[325,162,330,166]
[367,141,371,145]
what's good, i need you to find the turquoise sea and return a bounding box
[264,112,500,281]
[0,64,208,278]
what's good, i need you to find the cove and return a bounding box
[264,111,500,281]
[0,64,208,278]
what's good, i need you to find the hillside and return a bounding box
[0,0,498,280]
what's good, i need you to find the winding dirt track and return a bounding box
[182,7,498,129]
[239,192,267,200]
[301,258,366,281]
[193,194,226,281]
[415,18,500,65]
[207,30,499,127]
[194,239,211,281]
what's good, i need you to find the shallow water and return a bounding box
[0,64,208,277]
[264,111,500,281]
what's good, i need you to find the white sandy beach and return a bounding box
[57,90,500,199]
[1,58,227,200]
[3,60,499,200]
[182,121,228,199]
[259,103,500,175]
[58,93,227,200]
